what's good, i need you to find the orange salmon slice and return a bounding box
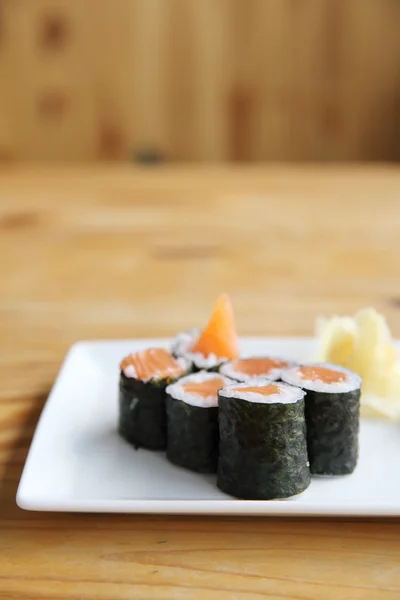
[121,348,185,381]
[298,366,347,384]
[182,377,225,398]
[192,293,239,360]
[233,384,281,396]
[233,357,289,376]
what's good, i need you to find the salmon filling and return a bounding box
[121,348,185,381]
[232,357,289,376]
[182,377,225,398]
[191,293,239,360]
[233,383,281,396]
[298,365,347,384]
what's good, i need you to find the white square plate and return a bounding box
[17,338,400,516]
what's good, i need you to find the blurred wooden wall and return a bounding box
[0,0,399,162]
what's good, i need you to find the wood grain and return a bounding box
[0,0,399,162]
[0,165,400,599]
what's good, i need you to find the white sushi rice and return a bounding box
[166,370,233,408]
[220,379,305,404]
[123,364,138,378]
[220,356,295,382]
[122,355,189,382]
[281,363,362,394]
[171,329,229,369]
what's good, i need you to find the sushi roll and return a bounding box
[217,380,310,500]
[220,356,295,382]
[119,348,189,450]
[171,293,239,371]
[166,371,234,473]
[281,363,361,475]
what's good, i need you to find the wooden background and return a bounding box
[0,0,399,163]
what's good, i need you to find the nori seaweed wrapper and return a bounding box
[217,394,310,500]
[304,389,360,475]
[178,355,225,374]
[119,373,169,450]
[171,359,221,374]
[166,396,219,473]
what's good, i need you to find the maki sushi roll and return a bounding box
[171,293,240,371]
[217,380,310,500]
[119,348,189,450]
[281,363,361,475]
[220,356,295,382]
[166,371,233,473]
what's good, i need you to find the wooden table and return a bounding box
[1,165,399,599]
